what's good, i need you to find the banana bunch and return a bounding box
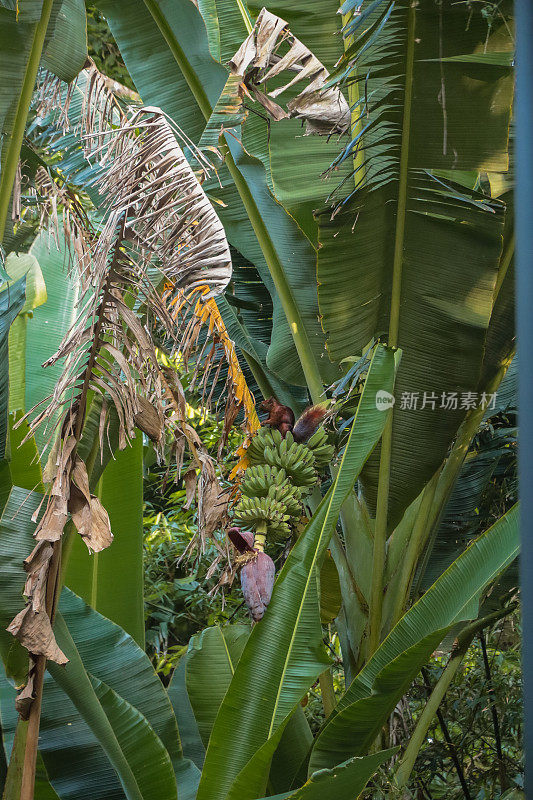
[305,426,335,468]
[233,495,291,539]
[233,424,333,542]
[263,434,316,487]
[240,464,287,496]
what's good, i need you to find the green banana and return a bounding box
[232,421,333,547]
[233,495,291,539]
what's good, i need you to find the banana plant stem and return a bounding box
[368,2,416,657]
[20,531,62,800]
[319,669,336,719]
[0,0,54,244]
[387,473,438,631]
[16,390,113,799]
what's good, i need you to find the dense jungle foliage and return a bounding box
[0,1,520,799]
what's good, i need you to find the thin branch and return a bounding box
[479,631,509,792]
[394,605,516,791]
[421,666,472,800]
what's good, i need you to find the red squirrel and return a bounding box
[261,397,295,438]
[261,397,328,442]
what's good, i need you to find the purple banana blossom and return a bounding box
[228,527,276,622]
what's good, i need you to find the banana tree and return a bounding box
[0,348,519,799]
[90,0,515,660]
[0,0,517,798]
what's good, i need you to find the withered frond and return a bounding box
[34,166,95,272]
[95,107,232,299]
[230,7,350,135]
[27,218,168,455]
[28,106,233,455]
[168,285,260,465]
[11,105,235,675]
[35,59,136,140]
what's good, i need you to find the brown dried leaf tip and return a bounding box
[230,8,350,135]
[69,456,113,554]
[7,539,68,666]
[7,440,114,674]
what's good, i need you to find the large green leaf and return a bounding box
[260,748,397,800]
[40,0,88,82]
[198,0,351,241]
[0,487,198,800]
[48,615,177,800]
[5,251,47,414]
[2,252,47,495]
[6,412,43,493]
[173,622,314,795]
[0,276,26,460]
[167,654,206,770]
[185,624,249,748]
[64,435,145,647]
[268,705,312,795]
[216,292,306,412]
[196,344,396,800]
[25,231,79,454]
[318,0,514,525]
[309,503,519,771]
[0,0,87,242]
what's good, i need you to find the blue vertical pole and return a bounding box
[516,0,533,793]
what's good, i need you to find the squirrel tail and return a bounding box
[292,404,329,442]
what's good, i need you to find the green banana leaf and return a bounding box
[0,276,26,460]
[309,503,519,771]
[319,551,342,624]
[0,0,87,238]
[197,0,350,240]
[167,654,206,770]
[479,167,514,388]
[6,412,43,493]
[64,435,145,647]
[216,294,305,411]
[40,0,87,82]
[0,487,199,800]
[185,624,250,747]
[49,615,177,800]
[268,705,313,794]
[317,0,514,525]
[196,344,396,800]
[25,231,79,455]
[180,622,313,794]
[2,251,47,494]
[259,748,398,800]
[415,424,516,594]
[5,251,47,412]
